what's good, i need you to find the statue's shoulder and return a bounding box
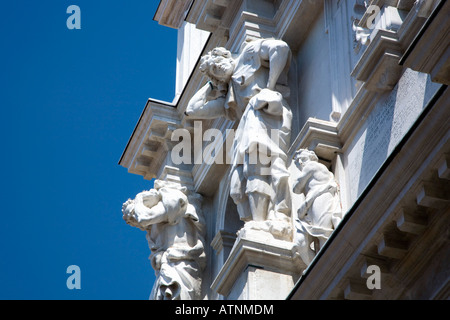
[239,38,265,54]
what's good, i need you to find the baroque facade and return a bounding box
[120,0,449,300]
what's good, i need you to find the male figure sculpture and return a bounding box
[292,149,342,265]
[122,180,205,300]
[185,39,292,230]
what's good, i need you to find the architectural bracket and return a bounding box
[352,29,403,92]
[119,99,183,180]
[288,118,342,163]
[211,228,305,299]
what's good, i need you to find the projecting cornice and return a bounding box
[400,0,450,85]
[119,99,183,180]
[154,0,193,29]
[287,118,342,164]
[186,0,323,51]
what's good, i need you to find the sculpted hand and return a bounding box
[298,202,308,219]
[250,88,284,116]
[122,199,141,229]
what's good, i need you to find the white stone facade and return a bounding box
[120,0,449,300]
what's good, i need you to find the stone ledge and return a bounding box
[154,0,193,29]
[287,118,341,163]
[352,29,403,92]
[119,99,182,180]
[211,228,305,298]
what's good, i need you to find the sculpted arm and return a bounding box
[293,166,314,219]
[132,191,168,228]
[293,167,312,194]
[185,82,226,119]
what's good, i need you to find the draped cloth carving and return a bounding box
[122,180,205,300]
[185,38,293,239]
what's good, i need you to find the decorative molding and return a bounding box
[186,0,238,33]
[338,2,435,148]
[326,0,367,122]
[119,99,183,180]
[186,0,323,51]
[154,0,194,29]
[159,165,196,191]
[415,0,441,18]
[211,230,237,254]
[287,118,342,163]
[351,29,403,92]
[280,0,324,51]
[400,0,450,85]
[211,228,305,298]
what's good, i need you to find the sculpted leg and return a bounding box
[270,157,291,217]
[293,219,315,265]
[261,40,291,90]
[248,192,270,221]
[230,165,253,221]
[236,198,252,221]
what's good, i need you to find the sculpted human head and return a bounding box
[199,47,235,84]
[295,149,318,167]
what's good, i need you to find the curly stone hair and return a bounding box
[199,47,235,87]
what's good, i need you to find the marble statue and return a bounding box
[122,180,205,300]
[185,39,293,239]
[292,149,342,265]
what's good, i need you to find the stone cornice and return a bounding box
[211,228,306,297]
[154,0,193,29]
[400,0,449,85]
[186,0,323,50]
[119,31,223,184]
[119,99,182,180]
[287,118,341,164]
[351,29,403,92]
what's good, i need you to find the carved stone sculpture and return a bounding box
[353,20,371,46]
[185,39,293,239]
[292,149,342,265]
[122,180,205,300]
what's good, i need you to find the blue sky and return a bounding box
[0,1,177,299]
